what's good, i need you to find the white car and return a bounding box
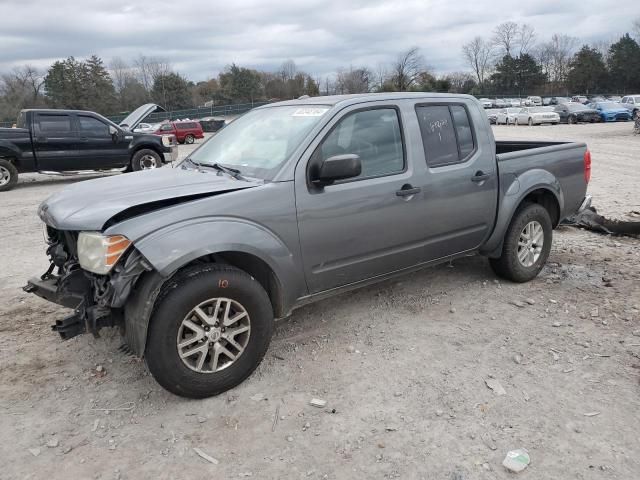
[526,96,543,107]
[496,108,521,125]
[509,98,522,107]
[516,107,560,125]
[133,122,161,133]
[478,98,493,109]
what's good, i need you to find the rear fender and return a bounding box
[480,169,563,256]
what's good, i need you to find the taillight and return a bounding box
[584,150,591,184]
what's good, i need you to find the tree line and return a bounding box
[1,18,639,122]
[462,21,640,96]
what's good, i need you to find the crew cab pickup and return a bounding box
[25,93,592,398]
[0,104,178,191]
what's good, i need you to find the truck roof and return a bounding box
[265,92,478,108]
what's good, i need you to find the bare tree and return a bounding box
[445,71,476,92]
[492,22,519,57]
[391,47,424,91]
[548,34,578,84]
[133,55,171,91]
[462,37,493,85]
[633,17,640,39]
[335,67,371,94]
[518,24,536,56]
[279,60,297,81]
[109,57,130,93]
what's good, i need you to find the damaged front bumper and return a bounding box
[24,272,119,340]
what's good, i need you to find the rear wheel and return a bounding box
[489,203,553,283]
[0,159,18,192]
[131,149,161,171]
[528,118,534,126]
[145,264,274,398]
[568,115,576,124]
[184,134,195,144]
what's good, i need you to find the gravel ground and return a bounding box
[0,124,639,480]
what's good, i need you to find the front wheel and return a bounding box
[0,159,18,192]
[184,134,195,144]
[528,118,534,126]
[568,115,575,125]
[145,264,274,398]
[489,203,553,283]
[131,149,161,171]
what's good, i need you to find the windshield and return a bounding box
[598,102,620,109]
[188,105,330,180]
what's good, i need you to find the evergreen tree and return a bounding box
[566,46,608,94]
[151,72,192,111]
[608,34,640,92]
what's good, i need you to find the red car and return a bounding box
[155,121,204,144]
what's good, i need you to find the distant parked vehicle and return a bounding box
[508,98,522,107]
[154,121,205,144]
[590,96,607,103]
[526,96,542,107]
[553,103,600,124]
[485,109,500,124]
[134,122,161,133]
[607,96,622,102]
[572,95,589,104]
[588,102,632,122]
[542,97,553,106]
[516,107,560,125]
[494,99,508,108]
[496,108,521,125]
[550,97,571,105]
[620,95,640,119]
[478,98,493,109]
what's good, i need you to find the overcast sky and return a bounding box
[1,0,639,81]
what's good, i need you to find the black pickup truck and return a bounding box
[0,104,178,191]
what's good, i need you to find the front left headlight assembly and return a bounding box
[77,232,132,275]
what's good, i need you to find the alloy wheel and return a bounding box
[177,297,251,373]
[140,154,158,170]
[517,221,544,267]
[0,166,10,186]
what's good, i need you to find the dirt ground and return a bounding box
[1,123,639,480]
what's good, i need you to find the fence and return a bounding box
[107,101,270,124]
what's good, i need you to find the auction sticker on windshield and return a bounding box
[292,107,329,117]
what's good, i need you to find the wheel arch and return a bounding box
[480,172,563,258]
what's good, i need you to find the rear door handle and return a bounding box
[396,185,421,197]
[471,171,491,183]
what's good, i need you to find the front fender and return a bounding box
[480,169,563,256]
[132,217,304,310]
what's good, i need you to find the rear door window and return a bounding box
[37,114,72,135]
[415,104,477,168]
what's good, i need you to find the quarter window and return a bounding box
[318,108,404,180]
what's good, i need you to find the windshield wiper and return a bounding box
[209,163,245,180]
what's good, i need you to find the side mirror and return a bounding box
[109,125,119,136]
[314,154,361,185]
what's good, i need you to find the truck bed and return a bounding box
[495,139,588,225]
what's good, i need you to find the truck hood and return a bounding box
[38,167,261,231]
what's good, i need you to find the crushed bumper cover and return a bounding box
[24,275,84,310]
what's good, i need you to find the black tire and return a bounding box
[184,134,195,144]
[131,149,162,172]
[0,159,18,192]
[568,115,575,125]
[145,264,274,398]
[528,117,533,126]
[489,203,553,283]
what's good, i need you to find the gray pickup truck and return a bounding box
[26,93,591,398]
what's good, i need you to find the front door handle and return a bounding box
[396,185,421,197]
[471,171,491,183]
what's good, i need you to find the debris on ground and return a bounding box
[309,398,327,408]
[563,206,640,236]
[583,411,601,417]
[485,378,506,396]
[502,448,531,473]
[28,448,40,457]
[46,438,59,448]
[193,447,219,465]
[250,393,265,402]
